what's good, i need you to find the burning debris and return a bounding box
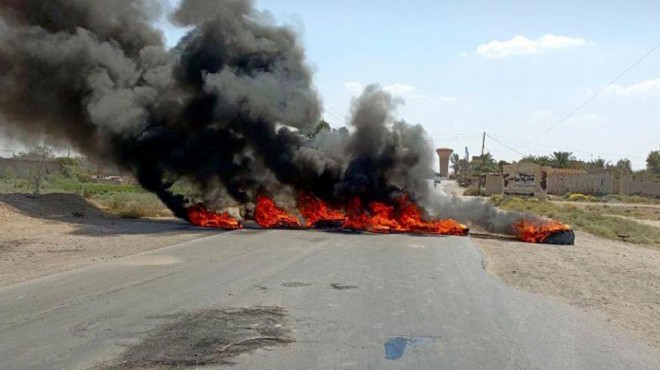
[297,192,346,228]
[0,0,571,243]
[187,204,242,230]
[254,195,301,229]
[514,219,575,245]
[188,192,469,236]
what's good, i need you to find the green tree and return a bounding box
[301,120,332,140]
[520,155,551,166]
[616,158,632,173]
[450,153,460,175]
[15,146,54,195]
[1,166,17,180]
[520,155,536,163]
[315,120,331,133]
[586,157,607,170]
[551,151,576,168]
[609,159,632,179]
[473,152,497,173]
[647,150,660,174]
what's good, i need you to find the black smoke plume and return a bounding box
[0,0,526,234]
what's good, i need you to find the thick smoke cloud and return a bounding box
[0,0,525,233]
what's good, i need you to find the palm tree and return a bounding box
[520,155,551,166]
[473,152,497,173]
[551,151,576,168]
[587,157,607,170]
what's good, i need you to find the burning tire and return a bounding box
[542,229,575,245]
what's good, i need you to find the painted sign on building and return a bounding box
[502,163,548,199]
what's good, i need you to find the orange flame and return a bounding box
[395,196,469,235]
[186,204,242,229]
[514,219,571,243]
[297,192,346,227]
[305,193,469,235]
[254,194,301,228]
[185,193,469,236]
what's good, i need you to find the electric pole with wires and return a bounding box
[476,132,486,196]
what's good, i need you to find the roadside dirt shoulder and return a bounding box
[0,193,213,287]
[473,231,660,350]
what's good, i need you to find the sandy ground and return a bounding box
[0,193,212,286]
[473,231,660,350]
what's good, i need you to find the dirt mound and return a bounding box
[0,193,106,220]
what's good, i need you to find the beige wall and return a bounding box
[546,173,615,195]
[620,178,660,197]
[486,165,660,198]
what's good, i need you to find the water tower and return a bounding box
[436,148,453,178]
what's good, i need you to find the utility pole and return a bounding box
[476,131,486,196]
[464,146,469,177]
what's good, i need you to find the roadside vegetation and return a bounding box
[1,153,173,219]
[491,195,660,248]
[552,193,660,205]
[584,204,660,222]
[0,174,171,219]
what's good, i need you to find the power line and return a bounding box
[323,108,344,120]
[489,133,647,161]
[485,134,527,156]
[533,38,660,140]
[322,111,347,125]
[328,106,349,121]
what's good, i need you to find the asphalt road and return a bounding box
[0,229,658,369]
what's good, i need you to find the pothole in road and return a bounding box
[101,306,293,369]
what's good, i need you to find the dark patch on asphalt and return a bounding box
[101,307,293,369]
[384,336,436,360]
[281,281,312,288]
[330,283,358,290]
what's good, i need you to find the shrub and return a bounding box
[565,193,592,202]
[463,185,485,196]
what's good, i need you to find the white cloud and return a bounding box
[344,81,364,95]
[383,83,415,95]
[459,52,468,58]
[476,34,587,58]
[344,82,457,103]
[605,78,660,95]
